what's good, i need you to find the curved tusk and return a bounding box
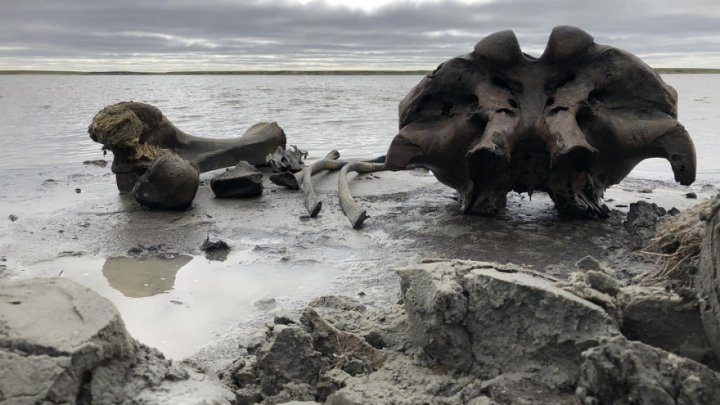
[301,154,386,218]
[302,158,347,217]
[338,162,386,229]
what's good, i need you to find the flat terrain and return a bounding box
[0,161,717,362]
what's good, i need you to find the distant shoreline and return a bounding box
[1,68,719,75]
[0,70,430,75]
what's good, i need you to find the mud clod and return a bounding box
[578,337,720,405]
[201,237,231,261]
[624,200,668,248]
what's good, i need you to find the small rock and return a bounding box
[363,330,387,349]
[467,396,499,405]
[575,255,602,271]
[211,161,263,198]
[8,214,18,222]
[342,359,368,376]
[83,159,108,167]
[274,311,300,325]
[75,188,82,193]
[254,297,277,310]
[255,325,324,396]
[308,296,366,312]
[234,387,263,405]
[201,237,231,261]
[585,271,620,296]
[624,201,667,248]
[686,192,698,199]
[668,207,681,216]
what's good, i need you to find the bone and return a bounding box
[131,151,199,210]
[591,111,697,186]
[463,112,519,214]
[89,102,286,193]
[338,162,386,229]
[302,157,347,217]
[270,150,340,190]
[299,153,386,218]
[385,25,696,218]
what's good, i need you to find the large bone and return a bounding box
[88,101,286,193]
[384,26,697,218]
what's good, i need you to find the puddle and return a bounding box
[27,253,343,359]
[103,255,192,298]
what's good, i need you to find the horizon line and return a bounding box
[1,68,720,75]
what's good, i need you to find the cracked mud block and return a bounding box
[578,336,720,405]
[0,278,233,404]
[398,259,619,388]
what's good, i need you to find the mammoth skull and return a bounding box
[385,26,696,218]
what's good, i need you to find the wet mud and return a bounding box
[0,160,717,363]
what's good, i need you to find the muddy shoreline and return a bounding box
[0,161,718,364]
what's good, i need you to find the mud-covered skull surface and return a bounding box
[385,26,696,218]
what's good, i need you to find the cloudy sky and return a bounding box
[1,0,719,71]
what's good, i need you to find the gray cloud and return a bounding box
[1,0,719,70]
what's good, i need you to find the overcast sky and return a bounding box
[1,0,719,71]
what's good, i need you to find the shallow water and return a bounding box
[29,252,342,359]
[0,74,718,180]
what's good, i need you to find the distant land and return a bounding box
[0,68,719,75]
[0,70,430,75]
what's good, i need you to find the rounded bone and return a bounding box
[131,151,199,210]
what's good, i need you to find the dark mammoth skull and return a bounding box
[385,26,696,218]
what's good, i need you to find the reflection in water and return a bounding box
[29,253,342,359]
[102,255,192,298]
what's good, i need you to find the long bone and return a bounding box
[88,101,286,193]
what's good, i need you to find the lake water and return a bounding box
[0,74,718,181]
